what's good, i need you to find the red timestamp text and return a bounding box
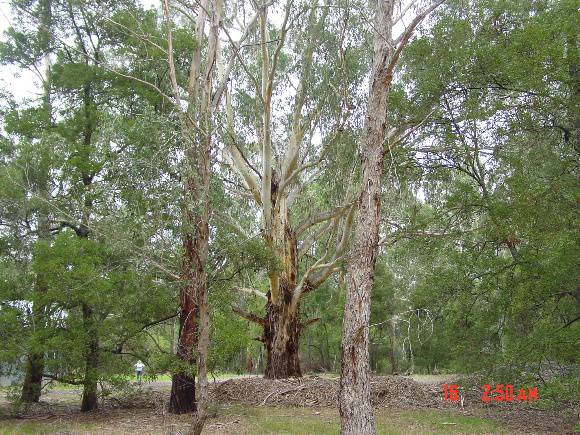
[442,383,539,403]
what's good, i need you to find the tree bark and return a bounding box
[226,2,352,379]
[264,298,301,378]
[21,350,44,403]
[164,0,220,424]
[80,304,99,412]
[339,1,394,433]
[263,182,303,378]
[339,0,444,432]
[169,228,201,414]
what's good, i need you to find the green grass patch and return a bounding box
[0,420,97,435]
[215,405,504,434]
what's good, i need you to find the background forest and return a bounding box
[0,0,578,425]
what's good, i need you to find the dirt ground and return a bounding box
[0,375,577,434]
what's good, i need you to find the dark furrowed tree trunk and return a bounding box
[81,304,99,412]
[169,371,196,414]
[169,231,200,414]
[263,202,302,379]
[264,296,301,379]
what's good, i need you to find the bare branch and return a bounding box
[162,0,183,107]
[298,218,335,259]
[186,0,208,101]
[296,202,354,236]
[232,286,268,300]
[383,109,436,153]
[232,306,266,325]
[143,256,181,280]
[212,11,259,108]
[386,0,446,87]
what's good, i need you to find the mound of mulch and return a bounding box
[211,375,439,409]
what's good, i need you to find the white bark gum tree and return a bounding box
[338,1,445,434]
[221,1,356,378]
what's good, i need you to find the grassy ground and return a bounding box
[213,405,506,435]
[0,405,510,434]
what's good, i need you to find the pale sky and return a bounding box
[0,0,422,113]
[0,0,159,103]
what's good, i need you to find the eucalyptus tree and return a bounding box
[338,0,445,433]
[129,0,237,427]
[216,0,366,379]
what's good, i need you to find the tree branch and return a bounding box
[232,306,266,325]
[232,286,268,300]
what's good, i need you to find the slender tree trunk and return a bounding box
[339,1,394,433]
[80,304,99,412]
[339,0,444,431]
[388,319,398,374]
[339,145,384,435]
[189,144,210,430]
[164,0,220,424]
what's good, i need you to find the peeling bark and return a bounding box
[226,1,351,379]
[262,174,303,378]
[165,0,221,424]
[264,292,302,378]
[168,229,200,414]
